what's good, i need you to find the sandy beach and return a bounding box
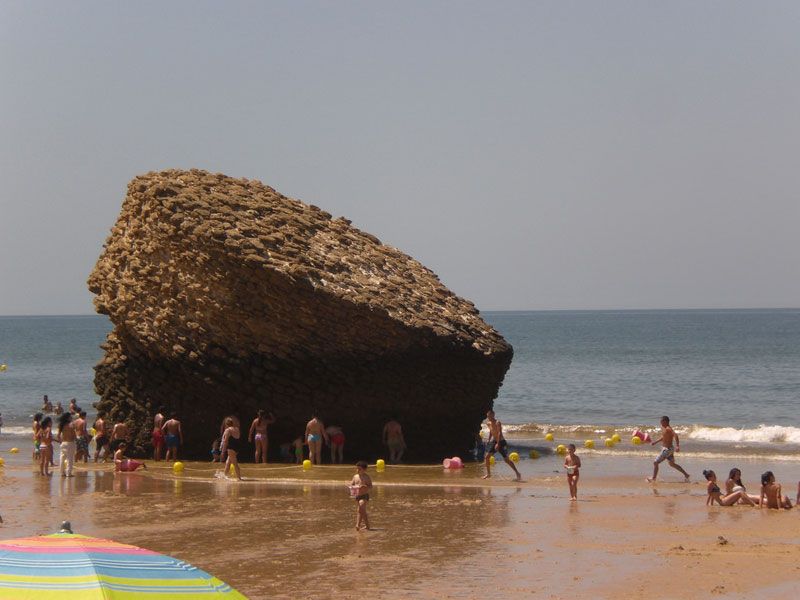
[2,441,799,599]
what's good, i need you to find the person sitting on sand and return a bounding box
[161,412,183,461]
[114,441,146,472]
[725,468,760,505]
[759,471,792,509]
[382,419,406,464]
[305,414,328,465]
[220,416,243,480]
[326,424,345,464]
[564,443,581,501]
[350,461,373,531]
[704,470,756,506]
[483,410,521,481]
[248,409,276,464]
[647,416,690,483]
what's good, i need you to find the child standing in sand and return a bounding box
[564,443,581,501]
[349,461,373,531]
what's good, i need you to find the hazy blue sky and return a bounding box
[2,1,798,315]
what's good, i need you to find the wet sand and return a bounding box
[1,446,799,599]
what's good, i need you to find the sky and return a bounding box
[1,1,799,315]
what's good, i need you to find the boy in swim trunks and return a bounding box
[93,412,110,463]
[564,443,581,501]
[483,410,521,481]
[305,415,328,465]
[349,461,373,531]
[648,416,690,483]
[161,413,183,461]
[292,436,304,464]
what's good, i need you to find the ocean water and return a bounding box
[1,310,798,456]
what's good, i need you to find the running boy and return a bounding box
[483,410,521,481]
[564,443,581,501]
[647,415,690,483]
[350,461,373,531]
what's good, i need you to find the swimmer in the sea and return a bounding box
[350,461,373,531]
[248,409,276,464]
[564,443,581,501]
[305,415,328,465]
[647,416,690,483]
[161,413,183,462]
[483,410,521,481]
[759,471,792,510]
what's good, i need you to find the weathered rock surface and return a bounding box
[88,169,512,460]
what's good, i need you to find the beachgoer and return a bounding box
[704,470,755,506]
[564,443,581,501]
[474,431,485,462]
[350,461,373,531]
[382,419,406,464]
[110,415,130,452]
[41,395,52,413]
[325,425,345,464]
[725,468,760,505]
[114,441,146,472]
[54,401,63,416]
[759,471,793,509]
[248,409,276,463]
[32,413,43,460]
[220,417,242,480]
[0,412,3,435]
[305,415,328,465]
[647,416,690,483]
[483,410,522,481]
[152,406,166,461]
[55,413,77,477]
[73,411,89,463]
[211,437,221,462]
[292,437,304,464]
[93,412,110,463]
[68,398,78,414]
[37,416,53,476]
[161,413,183,461]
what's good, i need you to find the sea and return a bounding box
[1,309,799,460]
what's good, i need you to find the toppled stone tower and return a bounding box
[88,169,512,460]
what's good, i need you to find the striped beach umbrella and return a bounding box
[0,531,247,599]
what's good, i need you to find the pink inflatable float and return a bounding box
[442,456,463,469]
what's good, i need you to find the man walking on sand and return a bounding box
[648,415,690,483]
[483,410,521,481]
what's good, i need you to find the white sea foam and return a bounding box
[686,424,800,445]
[1,426,31,437]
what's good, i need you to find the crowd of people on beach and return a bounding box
[22,397,800,528]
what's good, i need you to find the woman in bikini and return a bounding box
[704,470,756,507]
[37,416,53,476]
[220,416,243,480]
[725,467,760,505]
[759,471,793,509]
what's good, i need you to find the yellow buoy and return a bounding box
[584,439,595,449]
[0,364,7,372]
[611,433,622,444]
[172,461,184,474]
[9,448,19,454]
[528,449,539,459]
[604,438,615,448]
[0,457,5,466]
[376,459,385,472]
[489,455,496,465]
[544,433,554,442]
[556,444,567,455]
[302,459,312,471]
[229,463,236,476]
[89,427,97,437]
[509,451,520,463]
[631,436,643,445]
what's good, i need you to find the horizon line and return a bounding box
[1,306,798,318]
